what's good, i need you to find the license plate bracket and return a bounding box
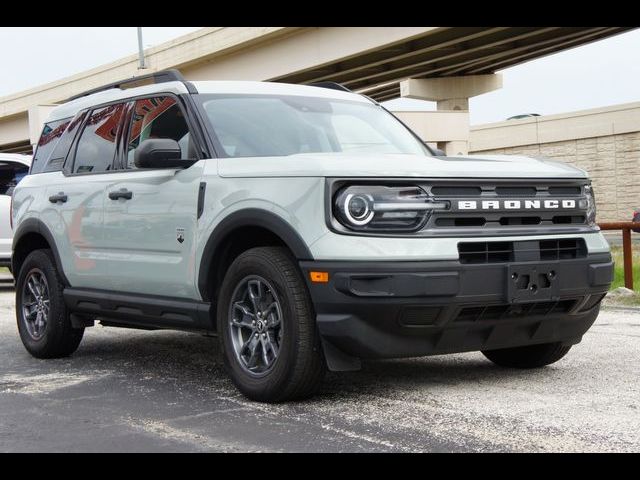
[507,263,560,303]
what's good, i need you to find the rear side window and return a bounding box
[31,118,70,174]
[0,161,29,196]
[73,103,127,174]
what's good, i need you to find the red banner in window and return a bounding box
[129,97,177,142]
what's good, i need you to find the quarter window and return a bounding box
[126,96,192,169]
[73,104,126,174]
[48,112,87,173]
[31,118,70,174]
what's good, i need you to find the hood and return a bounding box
[218,153,587,179]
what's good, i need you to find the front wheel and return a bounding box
[15,249,84,358]
[218,247,326,402]
[482,342,572,369]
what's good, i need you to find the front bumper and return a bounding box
[300,253,613,371]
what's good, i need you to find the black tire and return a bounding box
[15,249,84,358]
[482,342,572,369]
[218,246,326,402]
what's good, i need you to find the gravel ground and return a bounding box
[0,274,638,452]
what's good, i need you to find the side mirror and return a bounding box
[134,138,195,169]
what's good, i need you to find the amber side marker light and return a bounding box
[309,271,329,283]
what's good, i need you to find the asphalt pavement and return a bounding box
[0,273,638,452]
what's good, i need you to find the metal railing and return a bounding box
[599,222,640,290]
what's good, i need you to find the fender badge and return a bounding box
[176,228,185,244]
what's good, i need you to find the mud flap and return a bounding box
[319,336,362,372]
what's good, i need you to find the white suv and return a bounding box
[0,153,31,269]
[11,70,613,402]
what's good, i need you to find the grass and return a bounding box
[605,243,640,307]
[609,244,640,291]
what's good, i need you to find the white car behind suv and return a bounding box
[0,153,31,269]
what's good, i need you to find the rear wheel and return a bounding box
[482,342,572,369]
[16,249,84,358]
[218,247,325,402]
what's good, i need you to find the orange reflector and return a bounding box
[309,271,329,283]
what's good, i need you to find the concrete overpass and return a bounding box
[0,27,633,155]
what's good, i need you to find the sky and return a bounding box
[1,27,639,125]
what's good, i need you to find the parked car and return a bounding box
[11,70,613,402]
[0,153,31,270]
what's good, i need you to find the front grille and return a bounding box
[459,241,514,264]
[548,186,582,195]
[499,216,541,226]
[539,238,588,261]
[458,239,587,264]
[431,186,482,196]
[552,215,586,224]
[455,300,576,323]
[494,186,538,196]
[435,217,486,227]
[423,180,589,233]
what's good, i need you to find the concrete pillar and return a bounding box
[0,113,30,151]
[392,110,470,157]
[399,74,502,155]
[437,140,469,156]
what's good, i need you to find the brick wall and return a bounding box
[470,131,640,223]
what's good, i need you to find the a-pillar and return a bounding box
[399,74,503,156]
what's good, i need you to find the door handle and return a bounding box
[108,189,133,200]
[48,192,68,204]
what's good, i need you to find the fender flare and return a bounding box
[197,209,313,300]
[12,218,70,286]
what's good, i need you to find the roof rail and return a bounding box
[308,81,352,92]
[65,69,189,102]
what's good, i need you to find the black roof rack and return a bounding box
[66,69,189,102]
[308,81,352,92]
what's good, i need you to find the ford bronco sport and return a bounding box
[12,70,613,402]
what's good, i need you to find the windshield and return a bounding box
[198,94,430,158]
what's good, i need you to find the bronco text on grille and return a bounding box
[456,199,580,210]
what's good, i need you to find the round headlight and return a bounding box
[333,185,448,232]
[343,193,374,226]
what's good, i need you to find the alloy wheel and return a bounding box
[228,275,283,376]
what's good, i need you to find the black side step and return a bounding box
[64,288,213,331]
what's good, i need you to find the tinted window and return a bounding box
[198,94,429,158]
[73,104,126,174]
[0,161,29,196]
[46,112,87,173]
[126,96,191,169]
[31,118,70,174]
